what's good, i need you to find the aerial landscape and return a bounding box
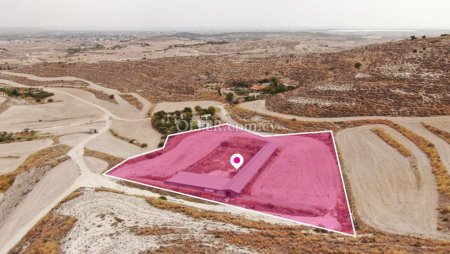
[0,0,449,253]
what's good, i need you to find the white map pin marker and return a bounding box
[230,153,244,170]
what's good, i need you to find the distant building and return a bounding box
[250,84,264,92]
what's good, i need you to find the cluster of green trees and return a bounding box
[152,107,195,136]
[194,106,216,115]
[0,87,54,102]
[0,129,36,143]
[152,106,218,147]
[260,77,293,95]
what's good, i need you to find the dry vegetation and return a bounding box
[371,128,412,157]
[84,148,124,170]
[16,36,448,117]
[83,87,117,104]
[120,93,143,110]
[228,105,340,133]
[0,73,88,88]
[109,129,147,148]
[0,144,70,192]
[371,127,420,186]
[10,187,450,254]
[8,214,77,254]
[132,226,182,236]
[422,123,450,144]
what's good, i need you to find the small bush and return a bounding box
[354,62,362,69]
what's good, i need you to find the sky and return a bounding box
[0,0,449,30]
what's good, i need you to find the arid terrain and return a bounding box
[0,30,449,253]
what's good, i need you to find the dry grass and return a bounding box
[131,226,182,236]
[0,73,88,88]
[141,190,450,253]
[83,87,118,104]
[8,214,77,254]
[0,144,70,192]
[84,148,124,171]
[371,127,421,187]
[229,105,340,133]
[109,129,147,148]
[120,93,143,110]
[422,123,450,144]
[371,128,412,157]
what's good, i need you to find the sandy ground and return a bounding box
[59,133,91,147]
[0,92,103,133]
[0,96,6,104]
[0,139,53,174]
[111,119,161,150]
[425,119,450,133]
[54,88,143,120]
[56,190,255,254]
[84,156,109,174]
[151,101,222,114]
[336,125,441,238]
[395,120,450,173]
[0,159,79,251]
[86,131,145,159]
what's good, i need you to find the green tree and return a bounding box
[225,93,234,103]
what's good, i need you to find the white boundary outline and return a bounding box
[103,123,357,237]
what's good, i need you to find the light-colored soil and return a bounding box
[395,120,450,174]
[111,119,161,150]
[0,91,103,133]
[84,156,109,174]
[59,133,91,147]
[56,190,255,254]
[54,88,142,120]
[86,130,146,159]
[0,159,79,252]
[336,125,441,237]
[0,139,53,174]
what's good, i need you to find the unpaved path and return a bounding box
[0,139,53,174]
[0,159,79,252]
[239,100,450,123]
[336,125,441,238]
[394,120,450,173]
[0,75,293,253]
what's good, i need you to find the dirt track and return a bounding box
[336,125,442,237]
[1,72,449,253]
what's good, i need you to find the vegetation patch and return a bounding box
[371,128,412,157]
[422,123,450,144]
[120,93,143,110]
[84,148,124,171]
[9,214,77,254]
[371,127,420,186]
[0,144,70,192]
[0,129,40,144]
[83,87,117,104]
[152,106,217,146]
[109,129,148,148]
[0,86,54,103]
[131,226,181,236]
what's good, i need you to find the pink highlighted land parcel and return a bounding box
[105,124,355,235]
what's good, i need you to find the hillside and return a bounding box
[12,35,450,116]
